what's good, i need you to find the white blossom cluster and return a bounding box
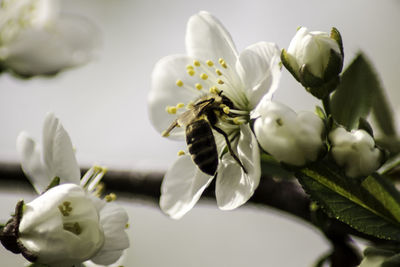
[148,11,384,219]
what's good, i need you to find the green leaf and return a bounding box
[44,176,60,193]
[296,160,400,241]
[260,153,294,180]
[331,52,396,135]
[331,53,375,129]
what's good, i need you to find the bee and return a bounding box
[162,91,246,176]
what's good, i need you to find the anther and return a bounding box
[193,60,200,67]
[215,69,222,76]
[187,69,195,76]
[209,86,219,94]
[223,106,230,114]
[176,80,183,87]
[217,79,224,84]
[166,106,177,114]
[206,60,214,67]
[105,193,117,202]
[233,117,242,125]
[177,150,185,156]
[161,130,170,137]
[176,103,185,109]
[200,73,208,80]
[195,83,203,90]
[186,65,194,70]
[219,58,227,68]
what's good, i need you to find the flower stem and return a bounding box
[323,96,331,116]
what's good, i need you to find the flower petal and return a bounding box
[1,14,100,76]
[160,155,213,219]
[237,42,281,110]
[16,132,50,194]
[90,202,129,265]
[216,124,261,210]
[149,54,203,139]
[42,113,80,185]
[185,11,238,68]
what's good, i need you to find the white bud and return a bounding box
[19,183,105,266]
[286,27,342,79]
[329,127,382,178]
[254,101,325,166]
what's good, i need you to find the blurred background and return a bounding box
[0,0,399,266]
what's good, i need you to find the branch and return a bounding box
[0,162,394,266]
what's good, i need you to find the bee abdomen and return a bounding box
[186,120,218,176]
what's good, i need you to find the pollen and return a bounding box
[219,58,227,68]
[193,60,201,67]
[176,103,185,109]
[187,69,195,76]
[217,79,224,84]
[166,106,177,114]
[176,79,184,87]
[200,73,208,80]
[105,193,117,202]
[215,69,222,76]
[223,106,230,114]
[177,150,185,156]
[206,60,214,67]
[59,201,73,217]
[195,83,203,90]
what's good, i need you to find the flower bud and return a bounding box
[281,27,344,99]
[10,184,105,266]
[254,101,325,166]
[329,127,383,178]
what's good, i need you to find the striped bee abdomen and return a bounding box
[186,119,218,176]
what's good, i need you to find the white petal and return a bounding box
[90,202,129,265]
[42,113,80,184]
[2,14,100,76]
[149,54,202,139]
[216,124,261,210]
[160,155,213,219]
[185,11,238,68]
[237,42,282,110]
[16,132,50,194]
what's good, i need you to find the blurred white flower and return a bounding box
[0,0,100,76]
[254,101,325,166]
[15,113,129,267]
[284,27,342,80]
[329,127,382,178]
[148,11,281,219]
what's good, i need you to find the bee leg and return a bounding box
[162,120,178,137]
[211,125,248,174]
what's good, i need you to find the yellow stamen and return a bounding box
[177,150,185,156]
[200,73,208,80]
[195,83,203,90]
[209,86,219,94]
[206,60,214,67]
[125,223,130,229]
[193,60,200,67]
[186,65,194,70]
[176,103,185,109]
[215,69,222,76]
[217,79,224,84]
[233,117,242,125]
[219,58,227,68]
[187,69,195,76]
[166,106,177,114]
[105,193,117,202]
[176,79,183,87]
[223,106,230,114]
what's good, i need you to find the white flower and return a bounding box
[284,27,342,80]
[329,127,382,178]
[19,184,105,267]
[15,113,129,267]
[0,0,100,76]
[254,101,325,166]
[148,11,281,219]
